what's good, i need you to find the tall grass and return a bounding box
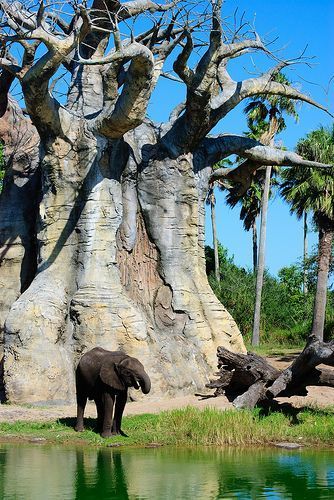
[1,406,334,447]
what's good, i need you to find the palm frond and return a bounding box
[280,125,334,221]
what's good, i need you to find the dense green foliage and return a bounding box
[280,125,334,340]
[281,126,334,222]
[1,406,334,446]
[244,73,299,139]
[205,244,334,343]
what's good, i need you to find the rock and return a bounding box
[28,437,47,443]
[274,442,304,449]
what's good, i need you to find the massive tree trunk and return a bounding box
[0,99,40,335]
[2,120,243,403]
[0,99,40,401]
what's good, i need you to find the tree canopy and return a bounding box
[0,0,331,177]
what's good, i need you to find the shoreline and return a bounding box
[1,402,334,449]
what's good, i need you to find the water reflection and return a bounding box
[0,444,334,499]
[75,448,129,499]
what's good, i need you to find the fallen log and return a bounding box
[206,335,334,409]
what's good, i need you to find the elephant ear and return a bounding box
[100,362,125,391]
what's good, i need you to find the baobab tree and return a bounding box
[0,0,331,403]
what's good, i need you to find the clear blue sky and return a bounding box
[148,0,334,276]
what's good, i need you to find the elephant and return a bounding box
[75,347,151,438]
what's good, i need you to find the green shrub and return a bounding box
[205,244,334,342]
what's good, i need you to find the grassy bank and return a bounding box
[244,342,303,357]
[1,406,334,447]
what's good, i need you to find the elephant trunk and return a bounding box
[139,372,151,394]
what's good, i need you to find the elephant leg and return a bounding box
[101,392,115,438]
[75,391,87,432]
[94,396,104,433]
[112,390,128,437]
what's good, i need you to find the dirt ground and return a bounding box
[0,355,334,423]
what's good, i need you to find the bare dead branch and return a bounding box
[117,0,179,19]
[7,6,90,133]
[0,57,21,74]
[173,29,194,84]
[198,135,333,194]
[168,101,185,122]
[205,135,333,170]
[219,35,266,60]
[207,337,334,408]
[93,42,155,138]
[210,73,333,130]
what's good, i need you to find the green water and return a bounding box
[0,444,334,499]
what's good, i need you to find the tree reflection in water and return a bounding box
[0,444,334,499]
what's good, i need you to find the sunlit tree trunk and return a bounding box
[252,219,258,273]
[303,211,309,295]
[311,218,333,340]
[252,166,271,346]
[3,122,244,403]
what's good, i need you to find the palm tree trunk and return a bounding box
[211,196,220,282]
[303,211,308,295]
[252,165,272,346]
[252,219,258,273]
[310,221,333,341]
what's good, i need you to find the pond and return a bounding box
[0,444,334,499]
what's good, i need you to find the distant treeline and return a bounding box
[205,244,334,344]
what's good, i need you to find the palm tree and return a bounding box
[241,73,299,345]
[226,179,262,272]
[303,211,309,294]
[207,159,234,282]
[281,125,334,341]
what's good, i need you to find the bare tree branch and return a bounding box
[219,35,266,60]
[1,3,90,132]
[0,58,21,74]
[200,135,333,195]
[1,0,331,153]
[173,30,194,84]
[92,42,155,138]
[210,75,332,127]
[118,0,178,18]
[0,0,36,32]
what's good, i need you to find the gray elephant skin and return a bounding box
[75,347,151,437]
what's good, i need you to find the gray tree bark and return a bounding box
[310,219,333,341]
[252,220,258,274]
[303,211,309,295]
[2,118,244,403]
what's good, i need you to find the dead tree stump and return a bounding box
[206,335,334,409]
